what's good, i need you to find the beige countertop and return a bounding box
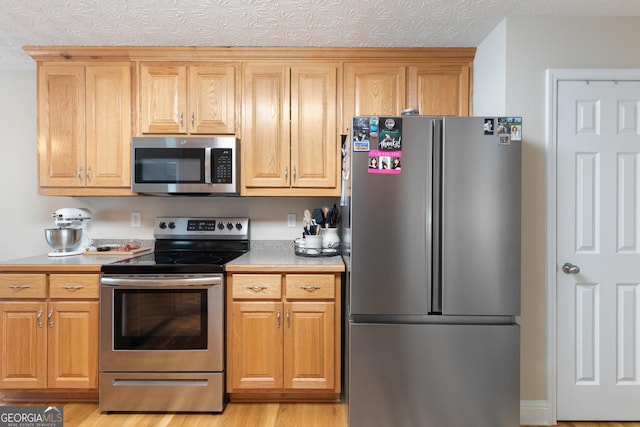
[226,241,345,273]
[0,251,151,273]
[0,241,344,273]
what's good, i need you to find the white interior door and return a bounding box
[557,79,640,420]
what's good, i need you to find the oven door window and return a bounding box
[113,289,207,350]
[134,148,204,183]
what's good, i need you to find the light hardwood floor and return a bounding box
[3,400,640,426]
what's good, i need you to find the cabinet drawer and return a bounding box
[49,274,99,299]
[232,274,282,299]
[285,274,335,300]
[0,274,47,298]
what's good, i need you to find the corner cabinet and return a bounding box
[227,272,341,401]
[139,62,236,135]
[241,62,339,196]
[37,63,133,196]
[0,273,99,390]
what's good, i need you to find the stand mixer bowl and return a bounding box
[45,228,83,252]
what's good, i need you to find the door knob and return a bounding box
[562,262,580,274]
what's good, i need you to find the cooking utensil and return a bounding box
[313,208,324,227]
[303,209,312,235]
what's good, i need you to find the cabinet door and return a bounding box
[0,302,47,389]
[189,65,236,134]
[291,64,338,190]
[284,301,335,390]
[139,63,188,134]
[47,301,98,389]
[343,64,406,133]
[408,64,471,116]
[85,64,132,187]
[38,65,86,187]
[241,63,290,190]
[230,301,283,389]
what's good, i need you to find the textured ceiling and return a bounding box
[2,0,640,69]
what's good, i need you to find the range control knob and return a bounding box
[168,222,176,229]
[158,222,167,229]
[226,222,233,230]
[217,222,225,230]
[235,222,243,230]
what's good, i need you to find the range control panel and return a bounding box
[154,217,249,240]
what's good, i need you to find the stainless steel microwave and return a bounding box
[131,137,239,195]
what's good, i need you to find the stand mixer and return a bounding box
[45,208,93,257]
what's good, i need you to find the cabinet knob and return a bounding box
[77,166,83,183]
[246,285,268,292]
[48,307,54,328]
[36,307,43,328]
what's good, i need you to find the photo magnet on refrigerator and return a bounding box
[369,117,402,175]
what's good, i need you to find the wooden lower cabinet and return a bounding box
[0,273,99,390]
[227,273,340,400]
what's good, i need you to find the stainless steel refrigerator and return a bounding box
[342,115,522,427]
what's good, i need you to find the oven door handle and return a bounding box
[100,276,222,287]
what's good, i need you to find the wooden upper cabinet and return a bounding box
[27,47,475,197]
[85,65,132,187]
[343,60,472,133]
[343,64,406,133]
[408,63,471,116]
[139,63,236,135]
[38,65,85,188]
[241,63,290,190]
[291,66,338,191]
[37,63,132,192]
[241,62,339,196]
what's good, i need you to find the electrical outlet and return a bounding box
[287,213,296,228]
[131,212,141,227]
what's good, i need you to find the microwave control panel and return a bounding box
[212,148,233,184]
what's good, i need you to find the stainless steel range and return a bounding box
[99,217,249,413]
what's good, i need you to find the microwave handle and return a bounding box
[204,147,213,184]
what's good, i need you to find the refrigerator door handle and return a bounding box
[431,119,443,314]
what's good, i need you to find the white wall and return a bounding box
[0,69,338,261]
[475,16,640,408]
[473,18,507,116]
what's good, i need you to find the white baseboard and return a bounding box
[521,400,554,425]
